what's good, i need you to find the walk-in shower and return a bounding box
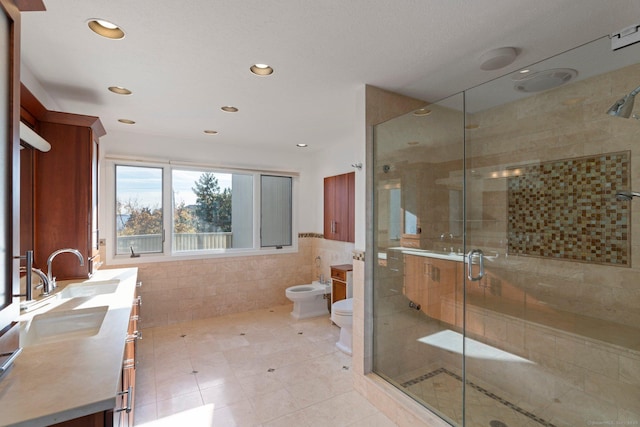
[372,35,640,427]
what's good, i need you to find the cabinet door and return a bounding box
[34,122,93,279]
[403,255,423,309]
[323,176,336,239]
[423,258,458,321]
[0,0,21,338]
[323,172,355,242]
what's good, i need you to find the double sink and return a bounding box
[19,279,120,348]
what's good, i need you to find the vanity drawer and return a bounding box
[331,269,347,281]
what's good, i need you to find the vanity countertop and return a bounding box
[0,267,138,427]
[387,247,466,262]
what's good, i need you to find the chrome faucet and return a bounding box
[440,233,454,252]
[46,248,85,292]
[19,266,50,297]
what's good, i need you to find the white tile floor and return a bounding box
[134,304,397,427]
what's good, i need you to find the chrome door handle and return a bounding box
[467,249,485,281]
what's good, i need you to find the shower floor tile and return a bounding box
[402,368,556,427]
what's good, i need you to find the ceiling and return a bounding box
[19,1,640,153]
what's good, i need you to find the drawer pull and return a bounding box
[0,348,22,374]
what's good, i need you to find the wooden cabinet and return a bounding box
[20,85,105,281]
[403,255,460,324]
[117,290,141,427]
[324,172,355,242]
[0,0,22,367]
[330,264,353,306]
[52,287,141,427]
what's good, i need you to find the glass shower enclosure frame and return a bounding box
[371,35,640,427]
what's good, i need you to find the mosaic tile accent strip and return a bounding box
[402,368,558,427]
[507,151,630,266]
[298,232,324,238]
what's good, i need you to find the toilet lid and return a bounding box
[333,298,353,315]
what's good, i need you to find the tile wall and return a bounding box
[103,236,354,328]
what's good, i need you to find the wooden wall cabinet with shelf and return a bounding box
[330,264,353,307]
[324,172,355,242]
[20,84,105,281]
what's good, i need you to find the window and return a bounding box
[109,160,296,260]
[115,165,163,255]
[171,169,253,252]
[261,175,292,247]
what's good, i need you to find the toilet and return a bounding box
[285,281,330,320]
[331,297,354,355]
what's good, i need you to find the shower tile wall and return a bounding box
[507,151,630,266]
[463,62,640,329]
[462,62,640,422]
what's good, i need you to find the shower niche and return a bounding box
[372,35,640,426]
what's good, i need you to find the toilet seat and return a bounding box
[332,298,353,315]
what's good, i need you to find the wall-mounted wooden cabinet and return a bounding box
[20,85,105,281]
[324,172,355,242]
[403,255,459,323]
[331,264,353,306]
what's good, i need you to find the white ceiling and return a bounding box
[19,1,640,153]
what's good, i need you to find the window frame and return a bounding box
[104,158,299,265]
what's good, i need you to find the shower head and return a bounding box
[607,84,640,118]
[616,191,640,201]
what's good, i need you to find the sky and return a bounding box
[116,165,232,211]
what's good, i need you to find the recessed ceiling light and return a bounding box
[221,106,238,113]
[204,130,218,135]
[413,108,432,117]
[519,69,531,74]
[118,119,135,125]
[479,47,518,71]
[407,141,419,146]
[250,64,274,76]
[87,19,125,40]
[108,86,132,95]
[296,143,308,148]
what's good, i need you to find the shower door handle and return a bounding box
[467,249,485,281]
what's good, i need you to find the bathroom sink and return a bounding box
[20,305,109,347]
[57,280,120,298]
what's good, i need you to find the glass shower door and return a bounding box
[372,92,466,424]
[463,35,640,427]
